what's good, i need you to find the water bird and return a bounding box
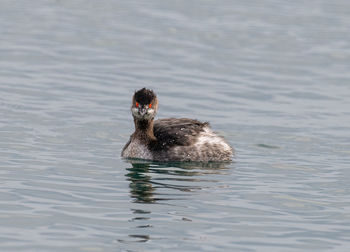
[122,88,233,162]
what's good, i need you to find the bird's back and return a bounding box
[151,118,233,162]
[153,118,208,148]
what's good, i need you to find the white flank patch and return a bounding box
[195,126,232,151]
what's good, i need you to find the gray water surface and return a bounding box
[1,0,350,251]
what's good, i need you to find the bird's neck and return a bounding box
[134,118,156,141]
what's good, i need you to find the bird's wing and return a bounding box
[153,118,208,148]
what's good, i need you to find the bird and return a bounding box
[121,88,233,162]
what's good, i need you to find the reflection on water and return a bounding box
[126,163,155,203]
[125,160,229,203]
[121,160,230,243]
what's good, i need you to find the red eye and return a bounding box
[136,102,139,108]
[149,103,152,108]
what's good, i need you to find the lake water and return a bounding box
[1,0,350,251]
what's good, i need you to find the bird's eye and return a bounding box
[136,102,139,108]
[149,103,152,108]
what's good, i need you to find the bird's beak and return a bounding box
[139,106,147,116]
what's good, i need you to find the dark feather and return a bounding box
[151,118,208,150]
[134,88,156,105]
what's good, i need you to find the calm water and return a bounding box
[1,0,350,251]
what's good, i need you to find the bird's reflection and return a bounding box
[125,160,229,203]
[126,162,155,203]
[121,159,230,243]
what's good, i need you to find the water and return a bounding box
[1,0,350,251]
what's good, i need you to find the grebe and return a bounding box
[121,88,233,162]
